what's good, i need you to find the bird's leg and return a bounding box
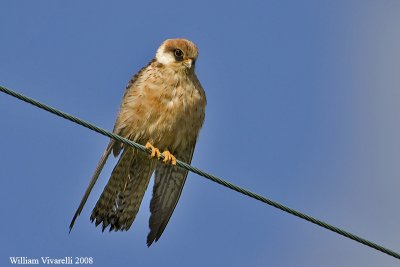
[145,142,161,159]
[161,150,177,165]
[145,142,176,165]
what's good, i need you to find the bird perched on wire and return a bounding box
[69,38,206,246]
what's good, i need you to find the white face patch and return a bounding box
[156,45,175,65]
[167,100,174,108]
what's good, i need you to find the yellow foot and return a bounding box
[162,150,177,165]
[145,142,161,159]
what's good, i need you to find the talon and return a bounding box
[145,142,161,159]
[162,151,177,165]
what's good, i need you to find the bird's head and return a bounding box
[155,38,199,71]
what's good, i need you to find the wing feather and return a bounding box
[147,141,196,246]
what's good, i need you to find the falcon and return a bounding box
[69,38,206,246]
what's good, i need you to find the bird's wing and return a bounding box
[69,139,115,232]
[112,59,155,157]
[147,140,196,246]
[69,60,155,231]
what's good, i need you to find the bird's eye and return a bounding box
[174,49,184,60]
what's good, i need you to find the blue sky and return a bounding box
[1,1,400,266]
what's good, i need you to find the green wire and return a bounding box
[1,84,399,260]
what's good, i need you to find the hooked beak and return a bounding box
[183,58,193,69]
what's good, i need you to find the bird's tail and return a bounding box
[90,147,156,231]
[69,140,115,232]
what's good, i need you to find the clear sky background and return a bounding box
[1,1,400,266]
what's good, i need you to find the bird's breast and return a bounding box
[144,73,206,150]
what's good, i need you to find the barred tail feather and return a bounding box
[90,148,156,232]
[90,147,135,230]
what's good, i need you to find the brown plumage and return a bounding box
[69,38,206,246]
